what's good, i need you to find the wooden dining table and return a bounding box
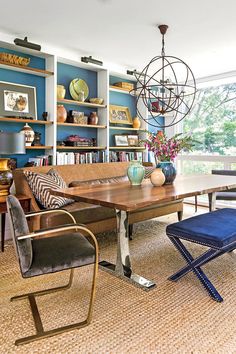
[52,174,236,290]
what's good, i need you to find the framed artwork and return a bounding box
[127,134,139,146]
[0,81,37,119]
[114,134,129,146]
[109,105,133,125]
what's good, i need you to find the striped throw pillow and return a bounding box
[24,170,74,209]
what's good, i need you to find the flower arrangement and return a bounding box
[141,130,194,162]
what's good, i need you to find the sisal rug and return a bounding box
[0,207,235,354]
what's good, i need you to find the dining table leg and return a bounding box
[99,209,156,290]
[208,192,216,211]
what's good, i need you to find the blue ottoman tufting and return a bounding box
[166,208,236,302]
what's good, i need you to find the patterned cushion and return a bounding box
[24,169,74,209]
[144,166,156,179]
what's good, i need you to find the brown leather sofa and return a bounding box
[13,162,183,233]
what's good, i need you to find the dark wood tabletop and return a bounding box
[52,174,236,212]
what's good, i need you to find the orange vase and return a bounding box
[132,117,141,129]
[57,105,67,123]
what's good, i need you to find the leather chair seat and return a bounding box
[166,208,236,249]
[24,232,95,278]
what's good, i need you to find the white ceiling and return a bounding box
[1,0,236,79]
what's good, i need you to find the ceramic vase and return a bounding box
[57,85,66,100]
[88,112,98,125]
[20,123,35,146]
[150,168,165,186]
[157,161,176,184]
[57,105,67,123]
[132,117,141,129]
[127,160,145,186]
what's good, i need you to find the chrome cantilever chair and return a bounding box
[6,195,99,346]
[166,208,236,302]
[209,170,236,211]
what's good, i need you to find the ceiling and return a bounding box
[0,0,236,79]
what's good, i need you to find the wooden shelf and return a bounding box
[0,117,53,125]
[109,85,137,96]
[109,126,139,131]
[0,60,54,77]
[57,146,106,150]
[57,122,106,129]
[57,98,106,108]
[26,146,53,150]
[109,146,145,150]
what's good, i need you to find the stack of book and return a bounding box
[109,151,143,162]
[56,151,106,165]
[27,155,52,166]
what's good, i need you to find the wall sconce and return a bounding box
[14,37,41,51]
[81,56,103,66]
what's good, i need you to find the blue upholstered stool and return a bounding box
[166,208,236,302]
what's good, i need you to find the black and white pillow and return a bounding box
[24,169,74,209]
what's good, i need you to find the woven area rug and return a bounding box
[0,207,236,354]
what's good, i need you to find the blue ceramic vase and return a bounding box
[127,160,145,186]
[157,161,176,184]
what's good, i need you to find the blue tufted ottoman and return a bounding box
[166,208,236,302]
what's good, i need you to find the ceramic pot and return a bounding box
[132,117,141,129]
[20,123,35,146]
[0,158,12,199]
[127,160,145,186]
[150,168,165,186]
[157,161,176,184]
[88,112,98,125]
[57,85,66,100]
[57,105,67,123]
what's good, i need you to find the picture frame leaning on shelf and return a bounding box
[0,81,37,119]
[109,104,133,125]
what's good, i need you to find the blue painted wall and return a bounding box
[0,48,46,167]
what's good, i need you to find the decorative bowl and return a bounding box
[69,78,89,101]
[89,98,104,105]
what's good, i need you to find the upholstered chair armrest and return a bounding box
[25,209,77,224]
[17,223,99,253]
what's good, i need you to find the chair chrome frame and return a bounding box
[10,209,99,346]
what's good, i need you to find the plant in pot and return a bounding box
[141,130,195,184]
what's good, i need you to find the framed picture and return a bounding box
[109,105,133,125]
[0,81,37,119]
[114,134,129,146]
[127,134,139,146]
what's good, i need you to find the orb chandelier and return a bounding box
[130,25,197,128]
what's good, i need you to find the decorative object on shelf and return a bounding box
[0,132,25,200]
[129,24,196,128]
[42,111,48,121]
[114,135,129,147]
[64,135,96,147]
[69,78,89,101]
[57,85,66,100]
[114,82,134,91]
[127,160,145,186]
[88,112,98,125]
[14,36,41,51]
[20,123,35,146]
[0,53,30,66]
[0,81,37,119]
[57,105,67,123]
[150,168,165,186]
[81,55,103,66]
[89,98,104,105]
[141,130,195,184]
[32,132,42,146]
[57,140,65,146]
[109,105,133,125]
[127,134,139,146]
[132,117,141,129]
[67,111,88,124]
[157,161,176,185]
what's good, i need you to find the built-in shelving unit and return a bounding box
[0,60,54,77]
[110,126,139,131]
[26,146,53,150]
[57,122,106,129]
[57,98,106,109]
[109,85,135,95]
[0,117,53,125]
[109,146,145,150]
